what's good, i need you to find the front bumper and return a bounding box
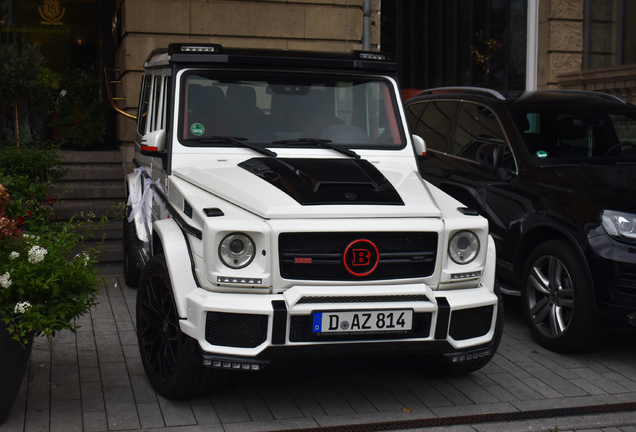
[180,283,499,370]
[588,230,636,326]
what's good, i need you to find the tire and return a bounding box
[419,286,504,377]
[123,207,142,288]
[137,255,227,398]
[521,239,606,352]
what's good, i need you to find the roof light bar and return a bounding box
[181,46,217,53]
[358,52,387,61]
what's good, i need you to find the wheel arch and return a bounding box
[514,221,591,287]
[152,218,199,318]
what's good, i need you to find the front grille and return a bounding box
[279,232,437,281]
[616,268,636,297]
[205,312,268,348]
[289,313,432,342]
[297,295,431,304]
[449,306,493,341]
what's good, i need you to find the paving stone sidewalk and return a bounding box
[1,273,635,432]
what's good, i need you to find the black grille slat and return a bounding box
[617,269,636,296]
[205,312,268,348]
[279,232,438,281]
[449,306,493,341]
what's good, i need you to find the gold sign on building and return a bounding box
[39,0,65,26]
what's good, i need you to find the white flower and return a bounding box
[10,251,20,260]
[14,301,31,314]
[0,272,11,289]
[60,89,66,97]
[28,245,48,264]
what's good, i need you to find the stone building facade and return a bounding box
[109,0,381,170]
[539,0,636,103]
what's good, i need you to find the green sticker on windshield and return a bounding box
[536,150,548,158]
[190,123,205,136]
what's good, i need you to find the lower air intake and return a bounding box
[449,306,493,340]
[205,312,268,348]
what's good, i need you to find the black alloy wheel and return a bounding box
[137,255,227,398]
[521,240,606,352]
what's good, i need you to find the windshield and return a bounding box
[178,71,404,149]
[507,104,636,163]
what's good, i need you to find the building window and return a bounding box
[381,0,527,92]
[584,0,636,69]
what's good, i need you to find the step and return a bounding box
[74,239,123,264]
[61,165,125,181]
[50,181,125,199]
[58,150,122,164]
[53,199,125,220]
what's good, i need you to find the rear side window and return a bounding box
[406,101,460,152]
[137,75,152,135]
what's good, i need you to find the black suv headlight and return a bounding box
[602,210,636,242]
[219,233,255,268]
[448,231,480,264]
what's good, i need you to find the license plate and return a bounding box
[312,310,413,333]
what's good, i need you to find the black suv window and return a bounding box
[508,105,636,161]
[454,103,505,161]
[406,101,460,152]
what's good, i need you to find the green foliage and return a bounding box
[0,142,68,223]
[0,186,104,347]
[0,44,55,147]
[0,44,49,113]
[50,69,107,148]
[0,142,68,182]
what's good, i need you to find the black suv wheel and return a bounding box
[521,240,606,352]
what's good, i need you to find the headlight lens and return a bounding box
[219,233,255,269]
[449,231,480,264]
[601,210,636,241]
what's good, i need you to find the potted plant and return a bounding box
[0,182,103,425]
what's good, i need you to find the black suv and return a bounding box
[405,87,636,352]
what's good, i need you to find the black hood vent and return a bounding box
[239,158,404,206]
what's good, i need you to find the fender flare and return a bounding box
[152,218,199,318]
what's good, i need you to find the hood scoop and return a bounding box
[239,158,404,206]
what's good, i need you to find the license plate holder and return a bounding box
[311,309,413,334]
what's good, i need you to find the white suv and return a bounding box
[120,43,502,398]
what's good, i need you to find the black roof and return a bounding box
[408,87,627,107]
[144,43,397,73]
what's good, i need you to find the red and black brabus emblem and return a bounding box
[343,239,380,277]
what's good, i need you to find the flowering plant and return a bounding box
[0,184,102,347]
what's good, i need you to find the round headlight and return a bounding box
[219,233,255,269]
[448,231,480,264]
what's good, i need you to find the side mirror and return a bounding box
[412,134,427,160]
[140,130,167,157]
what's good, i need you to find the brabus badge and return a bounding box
[39,0,65,25]
[343,239,379,277]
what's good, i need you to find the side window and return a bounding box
[137,75,152,135]
[406,101,460,152]
[453,103,505,160]
[151,75,162,132]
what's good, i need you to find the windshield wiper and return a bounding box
[272,138,360,159]
[189,136,277,157]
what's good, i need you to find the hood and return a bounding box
[538,163,636,214]
[173,157,442,219]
